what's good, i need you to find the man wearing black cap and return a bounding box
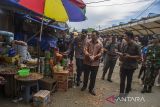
[73,29,88,86]
[119,31,141,96]
[101,36,118,82]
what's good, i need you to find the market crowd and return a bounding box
[0,29,160,98]
[67,29,160,97]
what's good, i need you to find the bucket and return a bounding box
[18,69,30,77]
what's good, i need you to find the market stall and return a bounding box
[0,31,40,99]
[0,15,74,104]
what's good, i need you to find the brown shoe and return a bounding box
[107,79,113,82]
[81,87,86,91]
[101,77,105,80]
[89,90,96,96]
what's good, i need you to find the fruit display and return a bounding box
[56,53,63,62]
[53,64,64,72]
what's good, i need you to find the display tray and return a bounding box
[15,73,43,82]
[0,66,18,75]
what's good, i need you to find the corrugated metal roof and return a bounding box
[101,14,160,35]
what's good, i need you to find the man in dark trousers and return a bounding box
[81,30,103,96]
[74,30,88,86]
[101,36,118,82]
[119,31,141,97]
[141,34,160,93]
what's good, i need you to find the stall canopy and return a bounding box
[24,15,68,31]
[100,14,160,36]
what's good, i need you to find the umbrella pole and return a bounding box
[38,17,44,73]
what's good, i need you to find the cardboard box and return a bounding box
[33,90,50,107]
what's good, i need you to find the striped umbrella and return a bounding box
[14,0,86,72]
[17,0,86,22]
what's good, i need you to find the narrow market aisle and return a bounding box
[0,62,160,107]
[51,63,160,107]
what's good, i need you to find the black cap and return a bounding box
[92,30,99,36]
[82,29,88,34]
[125,31,134,39]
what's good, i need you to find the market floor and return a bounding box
[0,62,160,107]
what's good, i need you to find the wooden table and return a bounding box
[14,73,43,103]
[15,73,43,82]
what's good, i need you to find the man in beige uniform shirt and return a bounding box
[81,30,103,96]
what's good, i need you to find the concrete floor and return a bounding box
[0,63,160,107]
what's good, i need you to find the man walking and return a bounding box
[81,30,103,96]
[74,29,88,86]
[141,34,160,93]
[101,36,118,82]
[119,31,141,96]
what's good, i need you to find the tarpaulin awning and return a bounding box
[48,25,68,31]
[24,15,68,31]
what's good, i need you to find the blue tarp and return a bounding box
[14,33,58,50]
[40,35,58,51]
[48,25,68,31]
